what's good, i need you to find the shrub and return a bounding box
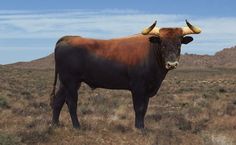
[0,97,9,109]
[219,87,227,93]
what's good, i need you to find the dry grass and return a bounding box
[0,66,236,145]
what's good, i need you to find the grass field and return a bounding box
[0,66,236,145]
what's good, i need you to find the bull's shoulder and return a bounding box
[93,35,152,66]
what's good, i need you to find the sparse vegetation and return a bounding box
[0,133,20,145]
[0,65,236,145]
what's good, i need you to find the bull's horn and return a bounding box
[142,21,158,35]
[182,20,201,35]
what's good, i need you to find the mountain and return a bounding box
[8,54,54,69]
[8,46,236,69]
[180,46,236,69]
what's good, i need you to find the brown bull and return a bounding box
[50,20,201,129]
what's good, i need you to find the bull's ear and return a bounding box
[149,36,161,43]
[182,36,193,44]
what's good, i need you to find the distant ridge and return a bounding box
[180,46,236,68]
[8,46,236,69]
[8,54,54,69]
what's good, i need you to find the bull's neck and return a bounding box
[151,44,168,74]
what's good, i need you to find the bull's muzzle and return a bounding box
[166,61,179,70]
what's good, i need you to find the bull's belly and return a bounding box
[84,80,130,90]
[82,70,130,90]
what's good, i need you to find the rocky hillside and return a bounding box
[180,46,236,69]
[8,46,236,69]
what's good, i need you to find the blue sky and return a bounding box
[0,0,236,64]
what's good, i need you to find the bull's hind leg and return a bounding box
[52,84,66,126]
[65,81,81,128]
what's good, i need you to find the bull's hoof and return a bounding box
[135,123,144,129]
[73,124,81,129]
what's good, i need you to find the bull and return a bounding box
[50,20,201,129]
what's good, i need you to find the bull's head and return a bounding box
[142,20,201,70]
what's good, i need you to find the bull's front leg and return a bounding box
[131,88,150,129]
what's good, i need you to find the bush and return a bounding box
[0,97,9,109]
[219,87,227,93]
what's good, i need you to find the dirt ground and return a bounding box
[0,66,235,145]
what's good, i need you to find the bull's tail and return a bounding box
[50,37,67,109]
[50,55,58,109]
